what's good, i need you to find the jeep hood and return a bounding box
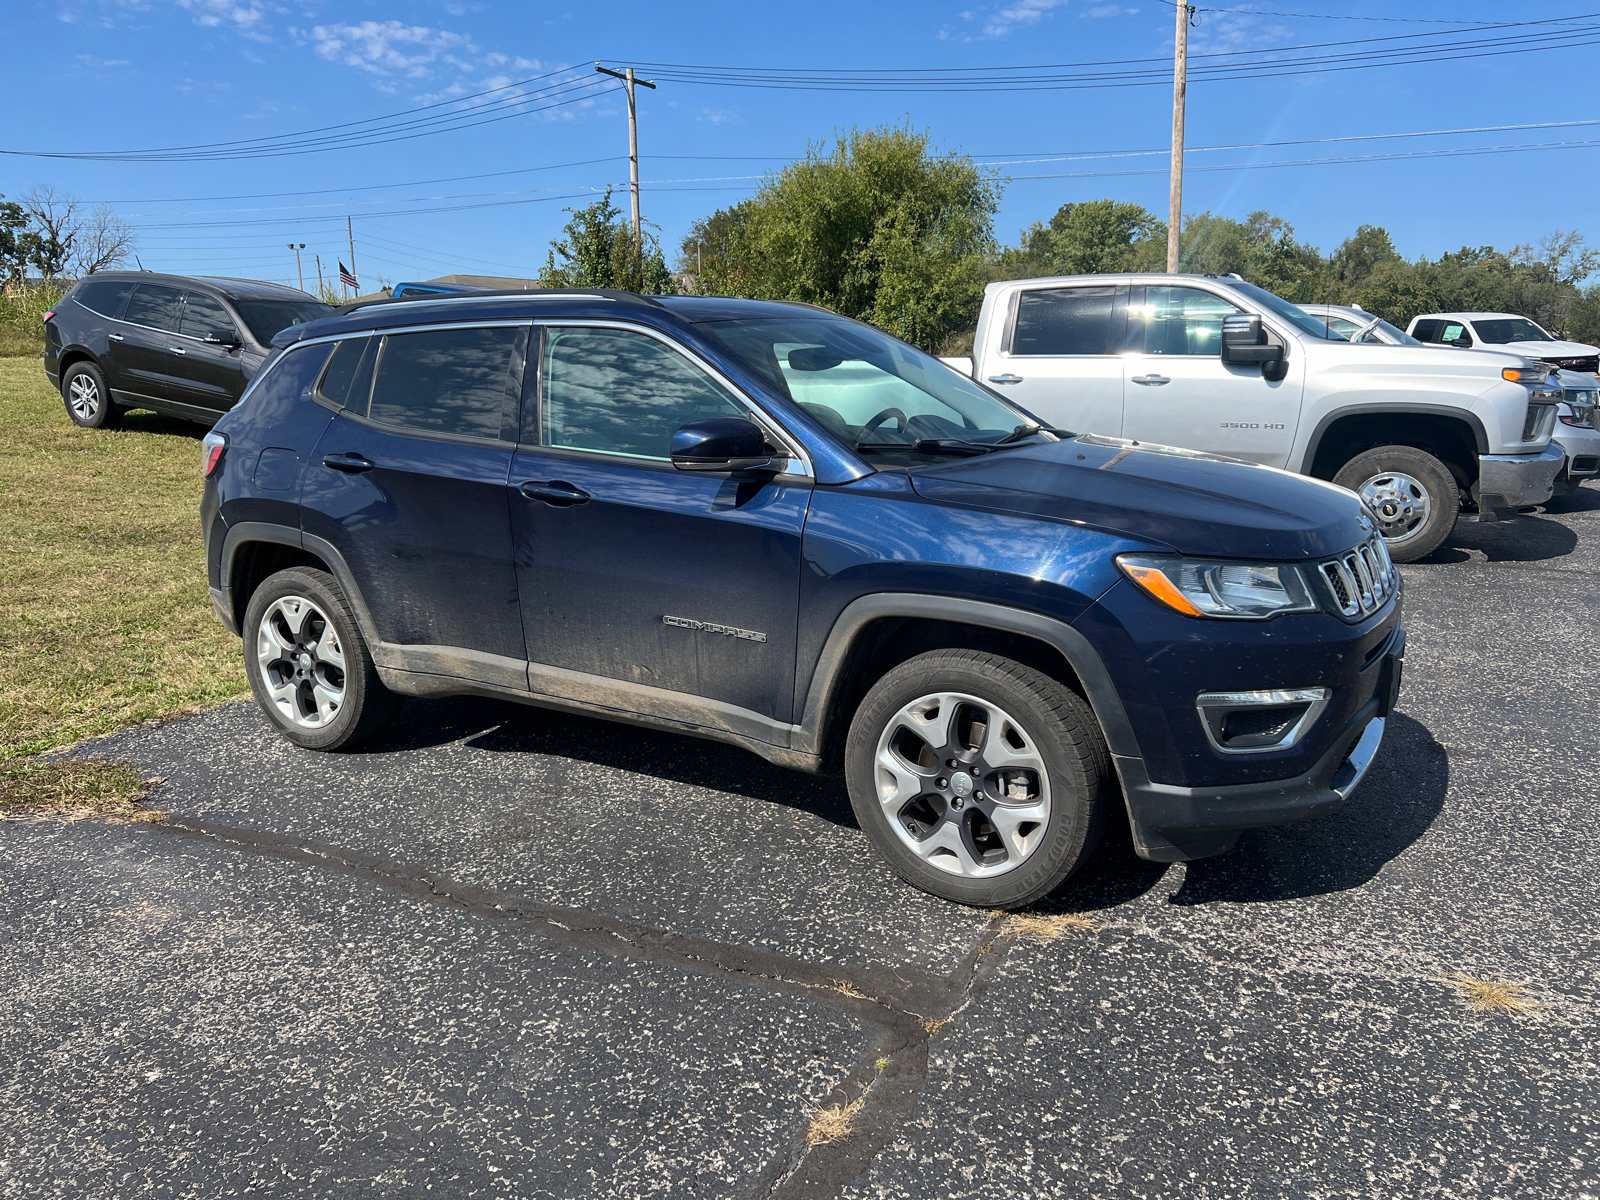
[907,435,1370,560]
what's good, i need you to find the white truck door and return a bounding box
[983,283,1126,437]
[1120,284,1302,467]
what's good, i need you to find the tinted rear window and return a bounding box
[123,284,185,332]
[74,278,136,319]
[231,298,335,344]
[368,326,520,438]
[1011,287,1118,355]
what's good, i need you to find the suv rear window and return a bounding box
[73,278,136,319]
[368,326,520,439]
[1010,287,1118,355]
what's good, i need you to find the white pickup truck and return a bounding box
[946,274,1566,561]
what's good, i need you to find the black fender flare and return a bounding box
[218,521,381,646]
[1296,403,1490,476]
[790,593,1142,763]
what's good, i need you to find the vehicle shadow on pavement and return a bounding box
[374,695,863,829]
[1163,712,1448,905]
[1427,513,1578,563]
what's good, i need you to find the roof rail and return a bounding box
[338,285,668,316]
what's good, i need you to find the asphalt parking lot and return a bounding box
[4,494,1599,1200]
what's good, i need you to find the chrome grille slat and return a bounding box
[1319,534,1395,620]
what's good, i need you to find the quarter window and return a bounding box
[368,326,521,439]
[74,279,136,320]
[540,327,746,459]
[179,293,240,342]
[122,284,186,332]
[317,336,377,411]
[1010,286,1118,355]
[1133,286,1242,355]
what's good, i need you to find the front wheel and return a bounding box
[844,649,1109,909]
[1333,445,1459,563]
[241,567,402,751]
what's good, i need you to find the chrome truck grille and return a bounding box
[1318,534,1398,620]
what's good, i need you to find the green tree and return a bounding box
[538,188,675,293]
[996,198,1164,278]
[1332,225,1400,292]
[0,195,30,288]
[687,123,999,350]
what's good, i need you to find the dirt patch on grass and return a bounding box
[0,759,166,822]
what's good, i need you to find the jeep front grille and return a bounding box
[1318,534,1397,620]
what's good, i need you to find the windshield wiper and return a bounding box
[854,439,995,457]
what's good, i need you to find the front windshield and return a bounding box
[232,298,335,344]
[1220,279,1349,341]
[1472,317,1552,344]
[698,317,1052,464]
[1309,310,1424,347]
[1368,317,1423,346]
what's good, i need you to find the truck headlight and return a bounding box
[1502,364,1551,384]
[1117,555,1319,619]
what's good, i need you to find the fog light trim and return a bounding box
[1196,686,1331,754]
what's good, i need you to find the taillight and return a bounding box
[202,431,228,478]
[42,310,55,323]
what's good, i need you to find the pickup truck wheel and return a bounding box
[242,567,403,751]
[845,649,1108,909]
[1333,445,1458,563]
[61,362,122,429]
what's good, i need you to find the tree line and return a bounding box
[1,186,137,291]
[540,122,1600,353]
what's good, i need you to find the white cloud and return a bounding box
[304,20,478,78]
[1082,3,1137,16]
[1188,10,1294,54]
[176,0,267,33]
[980,0,1069,38]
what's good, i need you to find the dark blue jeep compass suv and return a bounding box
[200,289,1404,907]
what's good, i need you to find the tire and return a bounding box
[241,567,402,751]
[1332,444,1459,563]
[60,361,122,429]
[844,649,1109,909]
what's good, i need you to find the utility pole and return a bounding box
[288,242,306,291]
[595,63,657,242]
[346,216,357,296]
[315,253,325,296]
[1167,3,1194,274]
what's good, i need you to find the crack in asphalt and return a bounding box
[142,815,1011,1198]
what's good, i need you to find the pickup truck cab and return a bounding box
[201,289,1403,908]
[961,275,1565,561]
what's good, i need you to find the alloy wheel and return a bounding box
[67,374,100,421]
[873,691,1052,877]
[255,595,347,729]
[1357,471,1432,544]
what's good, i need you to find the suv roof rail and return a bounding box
[337,286,669,316]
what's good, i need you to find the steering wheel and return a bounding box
[862,407,909,435]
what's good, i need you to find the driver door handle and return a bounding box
[108,333,125,341]
[987,373,1024,385]
[322,452,376,474]
[520,480,590,507]
[1131,374,1170,386]
[168,346,187,355]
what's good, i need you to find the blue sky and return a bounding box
[5,1,1597,291]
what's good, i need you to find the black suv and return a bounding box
[202,289,1403,908]
[44,271,332,429]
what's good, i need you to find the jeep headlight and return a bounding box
[1117,555,1319,619]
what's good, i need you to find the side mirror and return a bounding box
[670,417,781,473]
[1450,336,1473,348]
[1220,313,1287,379]
[205,332,242,348]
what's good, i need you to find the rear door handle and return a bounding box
[520,480,590,507]
[1131,374,1170,386]
[108,333,124,342]
[168,346,187,355]
[986,373,1024,385]
[322,452,376,474]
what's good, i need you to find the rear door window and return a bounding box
[368,325,522,439]
[74,279,136,320]
[539,327,745,459]
[122,284,186,332]
[1411,319,1443,342]
[1010,286,1119,355]
[180,293,241,342]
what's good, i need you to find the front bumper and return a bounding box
[1117,627,1404,862]
[1553,423,1600,487]
[1477,443,1564,519]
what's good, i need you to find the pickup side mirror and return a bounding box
[1220,313,1288,381]
[1450,335,1473,348]
[670,417,781,473]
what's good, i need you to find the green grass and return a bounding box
[0,758,164,822]
[0,285,61,358]
[0,359,248,758]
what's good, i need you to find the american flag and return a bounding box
[338,261,358,290]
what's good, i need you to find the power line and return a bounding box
[1152,0,1527,22]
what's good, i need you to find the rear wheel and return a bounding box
[241,567,402,751]
[61,362,122,429]
[845,649,1109,909]
[1333,444,1458,563]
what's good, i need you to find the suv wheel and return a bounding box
[61,362,122,429]
[242,567,402,751]
[1333,445,1458,563]
[844,649,1109,908]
